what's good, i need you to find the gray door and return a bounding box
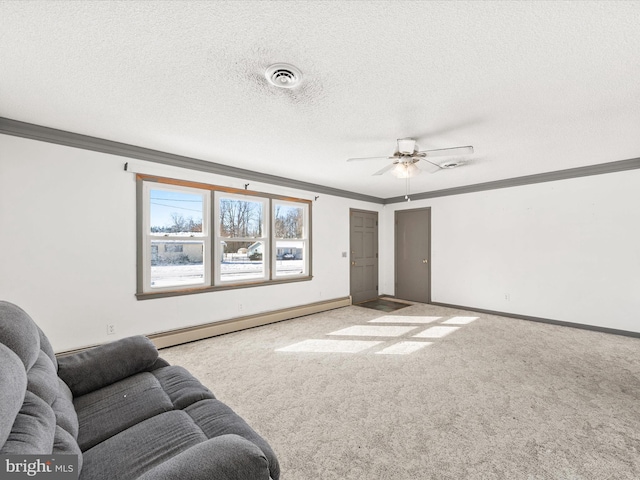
[350,209,378,304]
[395,208,431,303]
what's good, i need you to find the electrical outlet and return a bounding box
[238,303,243,313]
[504,293,510,301]
[107,324,116,335]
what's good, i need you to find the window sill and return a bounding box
[136,275,313,300]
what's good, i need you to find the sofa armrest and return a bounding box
[136,434,273,480]
[57,336,159,397]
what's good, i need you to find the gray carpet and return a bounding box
[160,303,640,479]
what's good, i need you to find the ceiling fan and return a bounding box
[347,138,474,178]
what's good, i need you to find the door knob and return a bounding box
[351,261,356,266]
[422,259,428,264]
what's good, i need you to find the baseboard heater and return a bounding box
[149,296,352,349]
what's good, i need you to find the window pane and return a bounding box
[151,240,204,288]
[219,198,263,238]
[150,189,204,235]
[220,241,265,282]
[275,240,305,276]
[274,204,304,238]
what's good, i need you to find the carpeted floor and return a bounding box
[160,303,640,480]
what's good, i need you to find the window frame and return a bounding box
[136,174,312,299]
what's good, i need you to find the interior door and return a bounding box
[350,209,378,304]
[395,208,431,303]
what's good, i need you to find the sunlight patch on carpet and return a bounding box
[413,326,460,338]
[276,339,383,353]
[442,316,479,325]
[276,316,478,355]
[375,341,432,355]
[368,315,442,324]
[327,325,419,337]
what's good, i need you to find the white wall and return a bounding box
[0,134,381,351]
[3,133,637,350]
[380,169,640,333]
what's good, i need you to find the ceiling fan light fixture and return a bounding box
[391,162,421,178]
[265,63,303,89]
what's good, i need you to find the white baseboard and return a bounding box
[149,296,352,349]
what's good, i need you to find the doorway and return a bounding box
[395,207,431,303]
[349,209,378,304]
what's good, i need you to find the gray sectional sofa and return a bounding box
[0,301,280,480]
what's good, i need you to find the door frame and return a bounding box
[394,207,431,303]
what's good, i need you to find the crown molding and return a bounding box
[383,156,640,204]
[2,116,639,205]
[0,117,382,204]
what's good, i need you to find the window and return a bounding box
[141,182,210,292]
[215,193,269,284]
[137,175,311,297]
[273,200,308,277]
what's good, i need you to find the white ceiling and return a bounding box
[2,1,639,199]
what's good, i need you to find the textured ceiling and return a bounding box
[1,1,639,198]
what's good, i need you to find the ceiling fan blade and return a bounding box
[420,157,472,172]
[412,118,482,141]
[417,159,441,174]
[372,163,396,176]
[347,156,392,162]
[419,145,474,157]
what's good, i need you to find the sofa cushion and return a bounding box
[0,301,41,370]
[74,372,174,451]
[80,411,207,480]
[53,425,83,472]
[152,365,216,409]
[1,391,56,454]
[52,378,79,439]
[186,399,281,480]
[0,344,27,447]
[136,434,272,480]
[58,336,159,397]
[26,351,59,406]
[38,324,58,371]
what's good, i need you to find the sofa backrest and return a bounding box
[0,301,82,467]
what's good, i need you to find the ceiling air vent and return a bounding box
[265,63,302,89]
